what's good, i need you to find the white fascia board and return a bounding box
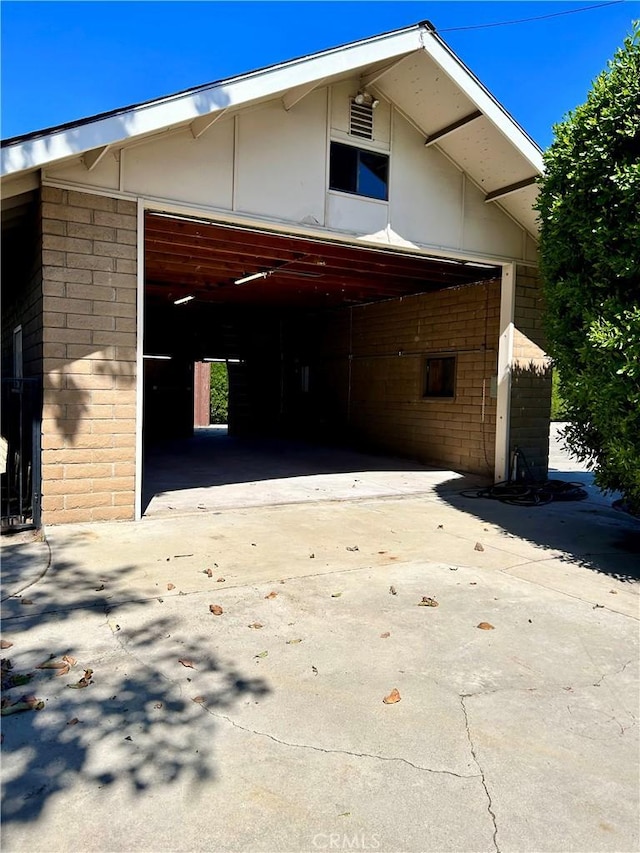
[420,29,544,175]
[1,28,423,178]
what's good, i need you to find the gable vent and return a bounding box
[349,100,374,140]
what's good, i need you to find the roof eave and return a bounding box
[1,26,425,178]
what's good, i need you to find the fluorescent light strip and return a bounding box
[174,295,195,305]
[143,354,172,360]
[203,358,243,363]
[234,271,268,285]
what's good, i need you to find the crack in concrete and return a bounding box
[201,704,480,781]
[592,658,635,687]
[460,695,500,853]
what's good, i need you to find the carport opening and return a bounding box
[141,213,501,517]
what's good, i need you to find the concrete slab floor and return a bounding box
[142,428,481,517]
[1,430,639,853]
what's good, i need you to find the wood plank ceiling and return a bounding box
[145,212,500,308]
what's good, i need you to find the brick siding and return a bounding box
[509,265,551,478]
[40,187,137,523]
[316,281,500,476]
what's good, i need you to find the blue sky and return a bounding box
[1,1,638,148]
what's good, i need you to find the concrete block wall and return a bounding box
[509,265,552,478]
[317,281,500,475]
[40,187,138,523]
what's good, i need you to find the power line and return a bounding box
[438,1,626,34]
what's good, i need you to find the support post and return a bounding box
[494,263,515,482]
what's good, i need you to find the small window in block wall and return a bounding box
[424,356,456,398]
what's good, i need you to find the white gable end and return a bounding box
[43,78,533,262]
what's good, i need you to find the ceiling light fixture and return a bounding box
[173,295,195,305]
[234,271,270,285]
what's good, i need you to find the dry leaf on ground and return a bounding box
[68,669,93,689]
[167,583,175,591]
[389,586,397,596]
[286,639,302,645]
[255,650,268,658]
[178,659,196,669]
[380,632,391,639]
[474,542,484,552]
[0,640,13,650]
[477,622,495,630]
[37,657,68,670]
[209,604,223,615]
[192,696,205,704]
[204,569,213,578]
[383,688,401,705]
[418,597,439,607]
[154,703,163,709]
[217,577,226,583]
[67,717,80,725]
[21,599,34,606]
[265,592,278,600]
[62,655,77,667]
[346,546,359,552]
[248,622,263,629]
[1,695,45,715]
[331,592,342,598]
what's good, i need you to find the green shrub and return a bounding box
[550,369,567,422]
[536,24,640,510]
[210,362,228,424]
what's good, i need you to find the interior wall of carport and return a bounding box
[1,194,43,381]
[305,280,501,475]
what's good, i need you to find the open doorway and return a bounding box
[140,213,501,517]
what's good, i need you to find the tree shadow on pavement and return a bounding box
[1,554,270,827]
[435,476,640,583]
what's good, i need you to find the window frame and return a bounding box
[422,355,457,400]
[328,141,390,202]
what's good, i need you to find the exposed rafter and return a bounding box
[190,109,229,139]
[83,145,110,171]
[282,79,325,111]
[424,111,482,147]
[484,176,538,203]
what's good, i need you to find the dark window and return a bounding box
[424,357,456,398]
[329,142,389,201]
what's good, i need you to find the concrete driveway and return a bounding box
[1,435,638,853]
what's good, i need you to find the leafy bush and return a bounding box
[550,369,567,422]
[209,362,228,424]
[536,24,640,511]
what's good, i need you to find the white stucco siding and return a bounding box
[235,91,328,224]
[44,151,120,190]
[43,81,532,261]
[122,123,235,208]
[326,192,388,234]
[389,112,463,249]
[462,177,525,257]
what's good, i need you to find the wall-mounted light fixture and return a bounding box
[354,91,379,109]
[173,295,195,305]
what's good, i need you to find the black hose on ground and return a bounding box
[460,448,589,507]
